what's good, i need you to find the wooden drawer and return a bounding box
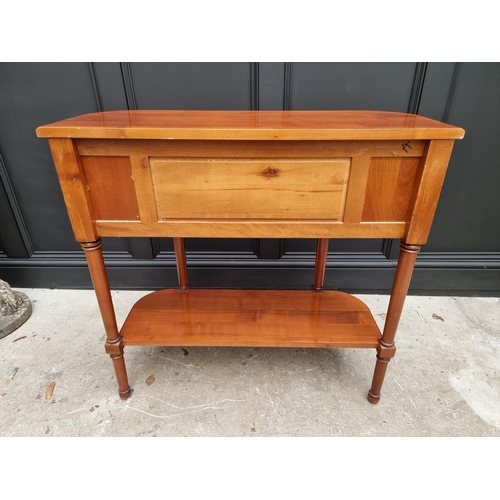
[150,158,351,221]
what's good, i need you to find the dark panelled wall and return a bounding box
[0,62,499,295]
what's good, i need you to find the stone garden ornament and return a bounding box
[0,279,32,339]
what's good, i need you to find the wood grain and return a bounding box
[173,237,189,291]
[130,154,158,223]
[81,241,120,341]
[48,138,97,242]
[404,140,455,244]
[95,220,407,239]
[81,156,140,221]
[120,289,381,348]
[362,157,420,222]
[312,238,329,291]
[76,139,426,158]
[36,110,465,140]
[381,243,421,346]
[368,242,421,404]
[81,240,131,399]
[343,156,371,224]
[38,111,464,403]
[150,158,350,221]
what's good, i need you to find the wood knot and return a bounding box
[262,168,279,178]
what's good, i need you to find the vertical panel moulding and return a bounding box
[88,62,104,112]
[407,62,428,115]
[120,62,138,111]
[130,153,158,223]
[283,63,293,111]
[0,149,34,256]
[250,62,259,110]
[442,63,461,123]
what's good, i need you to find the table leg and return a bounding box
[81,240,131,400]
[368,242,421,404]
[173,237,190,291]
[312,238,329,292]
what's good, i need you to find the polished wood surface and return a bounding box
[48,138,97,242]
[312,239,329,292]
[173,237,189,291]
[82,156,140,221]
[76,138,427,158]
[38,111,464,403]
[151,158,350,221]
[342,156,371,224]
[362,157,420,222]
[93,219,408,239]
[120,289,381,348]
[94,220,407,239]
[47,132,457,242]
[81,240,131,400]
[37,110,465,140]
[404,140,455,244]
[368,242,421,404]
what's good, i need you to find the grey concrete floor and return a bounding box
[0,288,499,437]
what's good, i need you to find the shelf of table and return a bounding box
[120,289,381,349]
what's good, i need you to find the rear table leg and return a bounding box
[173,237,190,291]
[312,238,329,292]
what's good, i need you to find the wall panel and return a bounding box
[0,62,498,294]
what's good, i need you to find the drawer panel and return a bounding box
[150,158,350,221]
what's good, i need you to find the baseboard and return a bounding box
[1,253,499,296]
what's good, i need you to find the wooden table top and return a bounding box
[36,110,465,141]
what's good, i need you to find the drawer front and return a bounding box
[150,158,351,221]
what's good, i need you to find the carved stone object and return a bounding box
[0,279,32,339]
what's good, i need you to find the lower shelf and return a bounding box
[120,289,381,349]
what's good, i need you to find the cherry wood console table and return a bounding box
[37,111,464,403]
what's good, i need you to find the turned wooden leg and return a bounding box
[368,242,421,404]
[312,238,329,292]
[81,240,131,400]
[173,237,190,291]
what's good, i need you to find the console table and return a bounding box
[36,111,464,403]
